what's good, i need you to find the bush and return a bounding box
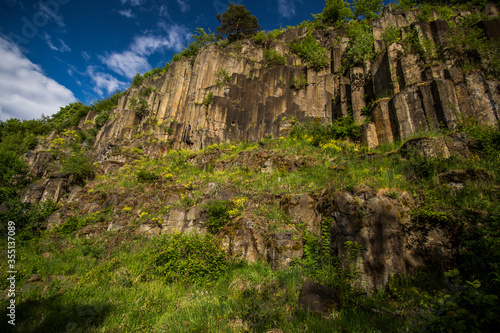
[94,110,109,129]
[205,200,232,234]
[352,0,383,21]
[202,92,214,107]
[148,233,228,284]
[313,0,352,26]
[253,31,267,44]
[345,20,375,66]
[136,169,158,183]
[50,102,91,131]
[62,152,95,183]
[264,49,287,67]
[289,35,330,71]
[382,25,402,45]
[290,116,361,145]
[0,199,56,240]
[129,96,149,117]
[131,72,144,87]
[215,69,231,86]
[139,86,153,97]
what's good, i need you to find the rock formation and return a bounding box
[76,3,500,159]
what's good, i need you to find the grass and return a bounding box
[1,124,499,332]
[0,232,415,332]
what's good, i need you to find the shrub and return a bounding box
[205,200,232,234]
[148,233,228,284]
[253,31,267,44]
[215,69,231,86]
[289,35,330,71]
[0,199,56,240]
[129,96,149,117]
[94,110,109,129]
[50,102,91,131]
[352,0,383,21]
[264,49,287,67]
[312,0,352,26]
[382,25,402,45]
[62,152,95,183]
[139,86,153,97]
[345,20,375,66]
[131,72,144,87]
[136,169,158,183]
[202,92,214,107]
[290,116,361,145]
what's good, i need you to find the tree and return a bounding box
[313,0,352,26]
[216,3,261,41]
[353,0,383,20]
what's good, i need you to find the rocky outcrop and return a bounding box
[83,3,499,159]
[319,189,425,290]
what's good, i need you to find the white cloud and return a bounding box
[159,5,170,18]
[0,36,75,120]
[278,0,300,19]
[118,9,135,18]
[120,0,144,6]
[81,51,91,61]
[42,32,71,52]
[86,66,126,96]
[100,25,191,78]
[99,51,150,79]
[176,0,190,13]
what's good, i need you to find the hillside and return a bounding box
[1,2,500,332]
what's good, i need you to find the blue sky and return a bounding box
[0,0,366,120]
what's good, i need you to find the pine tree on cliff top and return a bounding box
[216,3,261,41]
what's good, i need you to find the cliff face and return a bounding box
[81,4,500,161]
[18,4,500,291]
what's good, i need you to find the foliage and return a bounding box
[253,30,267,44]
[136,169,158,183]
[290,116,362,145]
[352,0,383,20]
[289,35,330,71]
[202,92,214,107]
[129,96,149,117]
[422,269,500,332]
[180,28,217,59]
[382,25,402,45]
[446,17,500,77]
[204,200,232,234]
[148,233,228,284]
[93,110,109,129]
[90,90,125,114]
[56,209,111,235]
[139,86,153,97]
[292,72,308,89]
[49,102,91,131]
[215,69,231,86]
[131,72,144,87]
[61,151,95,184]
[216,3,261,41]
[264,49,287,67]
[312,0,352,26]
[0,199,56,240]
[345,20,375,66]
[393,0,417,10]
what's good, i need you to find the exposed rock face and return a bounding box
[85,4,499,159]
[319,190,426,290]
